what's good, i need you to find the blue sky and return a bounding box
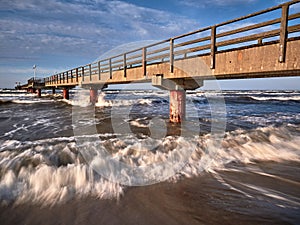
[0,0,299,89]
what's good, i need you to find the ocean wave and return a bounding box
[0,125,299,206]
[0,100,13,105]
[95,93,153,107]
[11,99,55,104]
[59,92,154,107]
[0,98,55,105]
[249,96,300,101]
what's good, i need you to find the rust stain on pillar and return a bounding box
[37,89,41,97]
[170,90,186,123]
[90,88,98,104]
[63,89,69,100]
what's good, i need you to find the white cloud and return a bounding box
[0,0,198,61]
[179,0,257,8]
[0,0,201,87]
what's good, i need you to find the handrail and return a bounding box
[45,0,300,85]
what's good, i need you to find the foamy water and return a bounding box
[0,89,300,223]
[0,124,299,206]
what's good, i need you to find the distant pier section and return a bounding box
[18,1,300,122]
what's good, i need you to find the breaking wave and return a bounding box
[0,125,299,206]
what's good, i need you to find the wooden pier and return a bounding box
[19,1,300,122]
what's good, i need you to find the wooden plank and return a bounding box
[123,54,127,78]
[82,67,84,82]
[173,27,211,40]
[170,39,174,73]
[98,61,101,80]
[147,53,170,62]
[279,4,289,63]
[109,58,112,79]
[89,64,92,81]
[216,24,299,48]
[142,47,147,76]
[216,4,281,28]
[217,18,281,38]
[211,26,216,69]
[174,36,211,48]
[76,68,78,82]
[217,13,299,39]
[147,46,169,56]
[216,29,279,47]
[126,53,142,61]
[175,44,211,56]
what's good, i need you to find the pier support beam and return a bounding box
[152,75,203,123]
[170,90,186,123]
[90,88,98,104]
[63,89,69,100]
[28,88,36,94]
[37,89,41,97]
[52,88,56,94]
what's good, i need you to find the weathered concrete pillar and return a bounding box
[152,75,202,123]
[170,90,186,123]
[52,88,56,94]
[37,89,41,97]
[63,89,69,100]
[90,88,98,104]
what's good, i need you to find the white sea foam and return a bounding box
[11,99,55,104]
[0,126,299,206]
[95,92,153,107]
[250,96,300,101]
[129,120,148,128]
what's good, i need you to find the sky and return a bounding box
[0,0,299,89]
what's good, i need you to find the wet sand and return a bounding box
[1,173,295,225]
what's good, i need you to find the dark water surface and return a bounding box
[0,89,299,224]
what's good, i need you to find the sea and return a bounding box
[0,88,299,225]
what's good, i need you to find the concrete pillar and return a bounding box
[63,89,69,100]
[170,90,186,123]
[152,75,202,123]
[90,88,98,104]
[52,88,56,94]
[37,89,41,97]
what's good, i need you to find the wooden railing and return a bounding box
[44,0,300,86]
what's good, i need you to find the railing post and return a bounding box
[82,67,85,82]
[71,70,73,83]
[98,61,101,80]
[210,26,216,69]
[123,54,127,78]
[170,39,174,73]
[279,3,289,63]
[142,48,147,76]
[109,58,112,79]
[89,64,92,81]
[76,68,79,82]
